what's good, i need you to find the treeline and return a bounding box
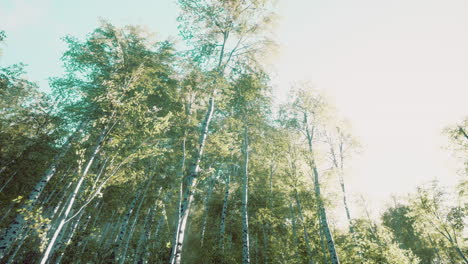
[0,1,467,263]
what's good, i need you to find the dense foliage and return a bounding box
[0,2,466,263]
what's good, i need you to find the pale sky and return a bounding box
[1,0,467,220]
[272,0,468,219]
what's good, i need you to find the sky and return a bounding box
[1,0,467,220]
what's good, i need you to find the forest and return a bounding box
[0,0,467,263]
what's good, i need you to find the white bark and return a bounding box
[329,133,354,233]
[318,214,329,264]
[219,170,231,250]
[134,206,153,264]
[113,185,141,260]
[39,127,106,264]
[241,126,250,264]
[5,229,30,264]
[77,201,103,262]
[119,174,153,264]
[98,211,115,245]
[0,124,83,260]
[289,204,299,250]
[293,190,315,264]
[200,171,215,247]
[40,185,74,252]
[105,212,125,249]
[0,172,15,193]
[304,113,340,264]
[0,203,14,225]
[54,207,86,264]
[169,94,215,264]
[152,213,165,249]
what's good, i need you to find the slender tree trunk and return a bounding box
[330,138,354,234]
[312,162,340,264]
[241,126,250,264]
[40,184,74,252]
[113,183,143,260]
[105,212,126,250]
[120,214,139,264]
[40,179,74,246]
[0,124,83,259]
[252,236,258,264]
[99,211,115,245]
[318,214,329,264]
[262,223,269,264]
[54,207,86,264]
[455,247,468,264]
[293,190,315,264]
[119,173,153,264]
[304,113,340,264]
[444,232,468,264]
[200,171,215,247]
[170,135,187,258]
[265,163,275,263]
[289,203,299,251]
[153,212,165,249]
[169,94,215,264]
[427,233,443,264]
[5,229,31,264]
[219,170,231,250]
[0,172,15,193]
[134,206,154,264]
[39,127,106,264]
[77,201,104,263]
[337,171,353,232]
[0,203,14,226]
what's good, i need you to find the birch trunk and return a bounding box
[77,201,103,263]
[318,215,329,264]
[54,207,86,264]
[262,223,269,264]
[336,171,353,233]
[0,203,14,225]
[329,136,354,233]
[152,213,165,251]
[5,229,30,264]
[304,113,340,264]
[219,170,231,250]
[455,247,468,264]
[241,126,250,264]
[113,184,142,260]
[200,171,215,247]
[0,124,83,260]
[105,212,125,249]
[120,215,139,264]
[293,190,314,264]
[168,28,231,263]
[134,206,153,264]
[289,203,299,249]
[170,135,186,258]
[169,94,215,264]
[41,181,74,244]
[99,211,115,245]
[40,185,74,252]
[39,127,106,264]
[0,172,15,193]
[119,174,153,264]
[154,194,172,256]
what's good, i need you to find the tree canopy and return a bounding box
[0,1,466,264]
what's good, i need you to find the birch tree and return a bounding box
[285,86,341,264]
[170,1,274,262]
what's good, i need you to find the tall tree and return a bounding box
[169,1,274,263]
